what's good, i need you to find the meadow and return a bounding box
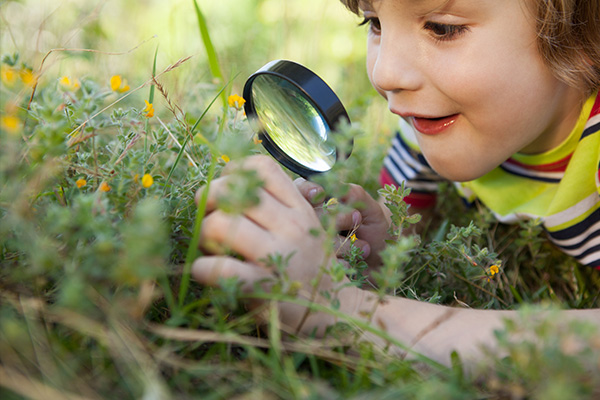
[1,0,599,398]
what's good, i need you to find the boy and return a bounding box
[192,0,600,366]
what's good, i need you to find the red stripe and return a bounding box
[504,153,572,173]
[591,93,600,117]
[379,168,397,188]
[379,168,437,208]
[404,192,437,208]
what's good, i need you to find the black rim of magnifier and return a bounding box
[243,59,351,178]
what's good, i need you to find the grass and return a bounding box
[1,1,599,399]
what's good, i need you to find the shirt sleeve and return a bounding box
[379,118,445,208]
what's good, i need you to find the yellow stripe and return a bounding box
[548,131,600,213]
[546,198,600,232]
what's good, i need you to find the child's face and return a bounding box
[362,0,584,181]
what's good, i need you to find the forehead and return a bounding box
[358,0,453,12]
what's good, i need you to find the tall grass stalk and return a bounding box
[192,0,227,108]
[144,45,159,158]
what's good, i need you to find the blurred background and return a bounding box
[1,0,401,193]
[1,0,397,124]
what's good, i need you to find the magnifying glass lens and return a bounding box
[244,60,351,177]
[251,74,336,172]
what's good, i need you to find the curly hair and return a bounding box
[339,0,600,95]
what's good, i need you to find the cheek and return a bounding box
[443,24,554,112]
[441,41,557,129]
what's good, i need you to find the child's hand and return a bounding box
[294,179,392,268]
[191,155,359,335]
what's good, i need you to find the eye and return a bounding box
[359,17,381,35]
[423,21,469,42]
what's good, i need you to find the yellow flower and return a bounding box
[489,265,499,277]
[110,75,122,91]
[110,75,130,92]
[325,197,339,207]
[99,182,111,192]
[350,233,357,243]
[228,94,245,110]
[75,178,87,188]
[143,100,154,118]
[141,173,154,188]
[20,69,37,87]
[253,134,262,145]
[220,154,230,163]
[1,65,17,86]
[1,115,21,135]
[59,76,81,91]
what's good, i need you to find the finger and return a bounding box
[195,170,298,225]
[200,180,298,232]
[339,184,389,227]
[335,236,371,259]
[334,209,363,232]
[197,155,317,219]
[294,178,325,205]
[192,256,272,293]
[200,210,274,262]
[340,184,373,209]
[236,155,311,210]
[194,178,223,213]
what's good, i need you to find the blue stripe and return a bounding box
[388,133,441,182]
[547,207,600,241]
[391,137,420,169]
[575,243,600,260]
[499,165,562,183]
[581,121,600,140]
[557,229,600,251]
[395,132,432,169]
[386,152,417,182]
[385,160,443,187]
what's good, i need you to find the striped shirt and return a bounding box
[380,92,600,269]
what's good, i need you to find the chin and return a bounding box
[427,157,496,182]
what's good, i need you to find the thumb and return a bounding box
[294,178,325,205]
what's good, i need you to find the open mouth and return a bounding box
[412,114,458,135]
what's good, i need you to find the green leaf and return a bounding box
[192,0,226,107]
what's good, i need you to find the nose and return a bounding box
[369,34,422,94]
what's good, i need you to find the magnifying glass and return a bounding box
[243,60,352,178]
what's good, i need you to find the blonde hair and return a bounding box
[340,0,600,96]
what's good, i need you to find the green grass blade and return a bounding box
[145,45,159,157]
[192,0,227,107]
[149,45,159,103]
[178,156,218,308]
[162,82,230,196]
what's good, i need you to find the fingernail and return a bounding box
[361,243,371,258]
[352,210,361,227]
[308,188,322,203]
